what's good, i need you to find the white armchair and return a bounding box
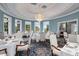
[28,31,33,45]
[50,34,61,55]
[7,43,16,56]
[59,34,78,56]
[31,32,40,42]
[50,34,79,56]
[16,44,29,56]
[64,32,68,40]
[35,33,40,42]
[13,32,23,41]
[31,33,36,41]
[45,31,51,39]
[0,49,7,56]
[40,32,46,42]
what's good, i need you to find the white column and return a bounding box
[8,16,12,35]
[20,20,22,32]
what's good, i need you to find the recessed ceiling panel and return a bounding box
[0,3,79,21]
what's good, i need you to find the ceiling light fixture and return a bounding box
[35,4,44,22]
[31,3,37,5]
[42,5,47,8]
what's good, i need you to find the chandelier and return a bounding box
[35,13,44,22]
[35,5,44,22]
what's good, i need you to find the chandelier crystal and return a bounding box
[35,13,44,22]
[35,4,44,22]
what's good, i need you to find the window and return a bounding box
[3,15,12,35]
[15,19,22,33]
[25,22,31,32]
[3,16,8,34]
[43,21,49,32]
[34,22,40,32]
[58,20,78,34]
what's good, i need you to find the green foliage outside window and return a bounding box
[25,24,30,32]
[4,17,8,34]
[4,22,8,33]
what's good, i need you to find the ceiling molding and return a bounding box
[0,3,79,21]
[47,8,79,21]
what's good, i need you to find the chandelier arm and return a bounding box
[35,4,44,22]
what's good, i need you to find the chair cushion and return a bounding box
[51,47,61,55]
[17,45,29,51]
[0,50,7,56]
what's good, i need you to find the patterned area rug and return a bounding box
[18,40,52,56]
[29,41,52,56]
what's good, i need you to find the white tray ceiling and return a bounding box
[0,3,79,21]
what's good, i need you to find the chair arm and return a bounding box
[16,45,25,46]
[16,45,25,50]
[0,48,7,54]
[51,45,61,51]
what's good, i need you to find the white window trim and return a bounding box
[57,19,78,34]
[3,14,12,35]
[43,21,49,32]
[34,22,40,32]
[15,19,22,32]
[25,21,31,32]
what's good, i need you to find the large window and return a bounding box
[15,19,22,33]
[58,20,78,34]
[3,15,12,35]
[43,21,49,32]
[34,22,40,32]
[3,16,8,34]
[25,22,31,32]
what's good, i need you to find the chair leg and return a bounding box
[5,49,7,55]
[27,48,30,56]
[51,49,53,56]
[51,49,58,56]
[16,51,19,56]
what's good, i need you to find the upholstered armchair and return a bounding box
[16,42,30,56]
[40,32,46,42]
[0,48,7,56]
[45,31,51,40]
[35,33,40,42]
[31,33,36,41]
[63,32,68,41]
[50,34,62,55]
[59,34,78,56]
[31,32,40,42]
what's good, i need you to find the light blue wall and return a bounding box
[12,17,16,33]
[40,22,43,32]
[31,21,34,32]
[22,20,25,32]
[49,20,57,33]
[0,9,35,33]
[1,9,79,33]
[49,11,79,33]
[0,10,3,32]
